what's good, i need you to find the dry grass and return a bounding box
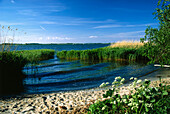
[109,40,144,49]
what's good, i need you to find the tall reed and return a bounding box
[109,40,144,49]
[57,47,147,61]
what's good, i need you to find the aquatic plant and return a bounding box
[88,77,170,114]
[15,49,55,63]
[0,51,27,95]
[57,47,147,62]
[0,49,55,95]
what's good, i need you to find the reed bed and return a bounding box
[14,49,55,63]
[109,40,144,49]
[57,47,147,61]
[0,49,55,95]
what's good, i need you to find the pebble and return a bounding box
[0,78,169,114]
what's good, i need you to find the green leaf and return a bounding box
[150,99,155,103]
[145,105,149,112]
[162,91,168,96]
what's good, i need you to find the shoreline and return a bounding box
[0,68,169,114]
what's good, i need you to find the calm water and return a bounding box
[9,44,110,51]
[13,44,158,94]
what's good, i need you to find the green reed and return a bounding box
[0,49,55,95]
[57,47,147,61]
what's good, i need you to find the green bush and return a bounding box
[88,77,170,114]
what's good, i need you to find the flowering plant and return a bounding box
[88,77,169,114]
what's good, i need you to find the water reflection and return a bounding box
[22,57,158,94]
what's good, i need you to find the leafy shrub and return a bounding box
[88,77,170,114]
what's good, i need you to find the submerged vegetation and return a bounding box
[57,41,147,62]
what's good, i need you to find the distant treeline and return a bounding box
[57,47,148,62]
[0,43,111,45]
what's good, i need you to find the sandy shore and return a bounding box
[0,68,169,114]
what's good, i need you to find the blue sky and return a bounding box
[0,0,158,43]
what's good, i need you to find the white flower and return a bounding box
[121,78,125,82]
[114,101,116,104]
[102,106,107,110]
[134,78,137,80]
[129,98,133,102]
[99,83,106,87]
[112,81,117,85]
[130,77,134,80]
[128,103,132,106]
[112,85,115,88]
[115,76,121,80]
[138,95,142,98]
[137,80,142,84]
[106,82,109,85]
[139,100,143,103]
[95,100,99,103]
[123,99,127,103]
[145,79,148,82]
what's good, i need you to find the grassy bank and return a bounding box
[57,47,147,62]
[0,49,55,95]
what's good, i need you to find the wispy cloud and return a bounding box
[11,0,15,3]
[17,10,38,16]
[0,21,24,25]
[94,23,158,29]
[47,36,72,40]
[89,36,98,38]
[107,31,145,39]
[39,18,116,26]
[39,21,57,25]
[40,26,46,30]
[74,19,115,24]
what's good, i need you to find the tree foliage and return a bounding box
[140,0,170,65]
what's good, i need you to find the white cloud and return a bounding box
[11,0,15,3]
[89,36,98,38]
[107,31,145,39]
[40,26,46,30]
[94,23,158,29]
